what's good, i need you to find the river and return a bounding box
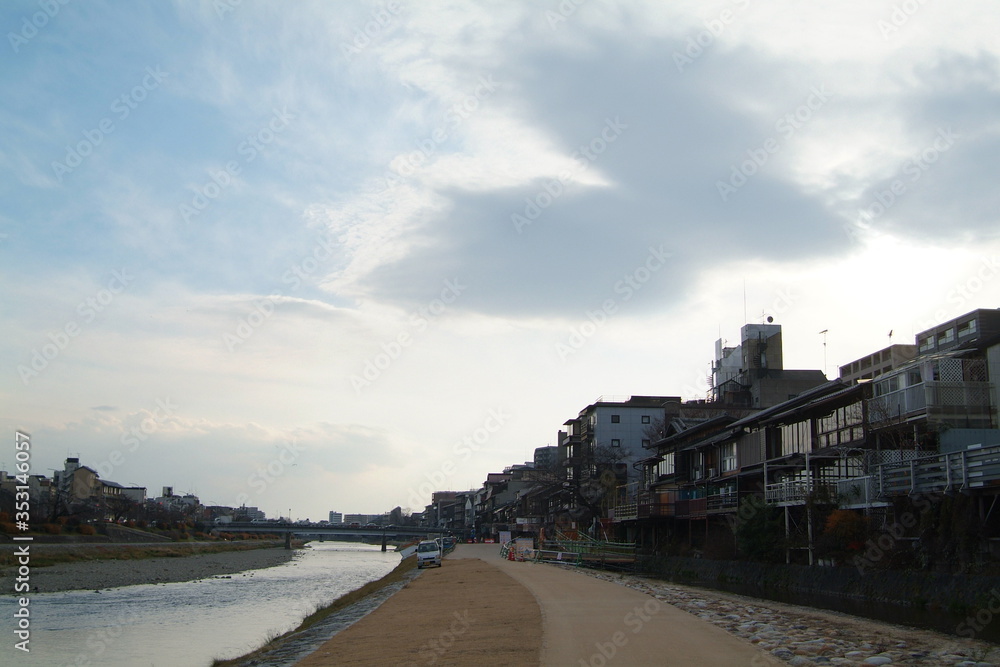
[0,542,399,666]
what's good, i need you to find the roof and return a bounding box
[652,414,740,451]
[729,379,847,430]
[759,383,868,426]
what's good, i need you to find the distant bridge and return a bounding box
[216,522,452,541]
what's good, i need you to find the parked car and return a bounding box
[416,540,442,568]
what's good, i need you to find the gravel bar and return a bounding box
[1,545,298,593]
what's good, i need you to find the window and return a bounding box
[642,439,651,448]
[611,439,621,447]
[959,319,977,336]
[721,443,737,472]
[611,414,620,423]
[641,415,651,424]
[918,336,934,352]
[938,328,954,345]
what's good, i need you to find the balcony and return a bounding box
[835,475,883,508]
[674,497,707,519]
[765,480,838,505]
[877,444,1000,496]
[867,380,994,427]
[706,494,739,514]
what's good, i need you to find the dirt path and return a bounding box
[296,553,542,666]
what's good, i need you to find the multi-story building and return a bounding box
[328,511,343,524]
[533,445,560,472]
[839,344,918,384]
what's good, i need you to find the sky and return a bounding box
[2,0,999,521]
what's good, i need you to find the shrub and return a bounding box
[78,524,96,536]
[0,522,17,534]
[44,523,63,535]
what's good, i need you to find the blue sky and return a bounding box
[3,0,999,520]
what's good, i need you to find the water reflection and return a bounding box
[0,542,398,666]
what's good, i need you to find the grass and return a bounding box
[0,540,289,569]
[211,554,417,667]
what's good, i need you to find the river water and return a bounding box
[0,542,399,666]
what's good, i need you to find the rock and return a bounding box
[789,657,815,666]
[862,658,892,666]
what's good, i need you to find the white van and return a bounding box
[416,540,442,568]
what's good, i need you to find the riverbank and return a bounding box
[290,545,1000,665]
[0,543,298,592]
[215,554,420,666]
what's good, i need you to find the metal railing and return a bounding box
[764,480,838,504]
[878,444,1000,496]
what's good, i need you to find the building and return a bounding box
[533,445,560,472]
[328,511,343,524]
[840,343,918,384]
[915,309,1000,356]
[711,323,829,407]
[121,486,147,504]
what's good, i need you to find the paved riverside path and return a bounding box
[469,543,778,666]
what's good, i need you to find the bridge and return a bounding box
[215,522,454,542]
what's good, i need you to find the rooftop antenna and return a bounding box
[819,329,829,377]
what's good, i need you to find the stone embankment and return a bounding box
[585,570,1000,666]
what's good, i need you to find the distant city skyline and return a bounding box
[3,1,999,520]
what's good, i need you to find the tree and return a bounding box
[734,496,784,562]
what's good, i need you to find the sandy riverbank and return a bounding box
[0,544,298,593]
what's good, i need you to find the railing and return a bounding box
[836,475,880,507]
[610,500,677,520]
[638,501,674,518]
[867,381,994,425]
[878,444,1000,496]
[706,494,739,514]
[764,480,838,504]
[611,503,637,521]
